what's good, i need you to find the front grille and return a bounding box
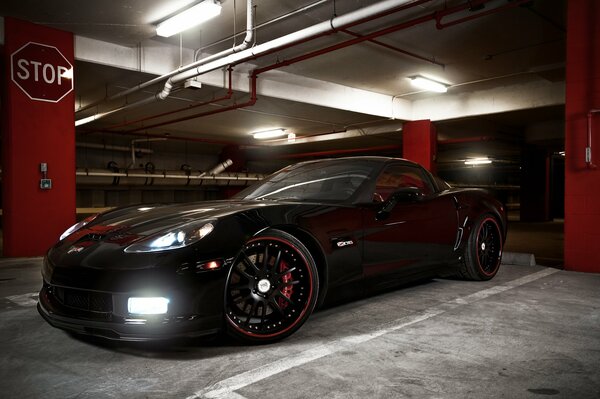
[54,286,113,312]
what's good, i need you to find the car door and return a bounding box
[362,164,458,284]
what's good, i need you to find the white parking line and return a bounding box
[186,268,560,399]
[6,292,39,307]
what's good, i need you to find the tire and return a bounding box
[458,214,503,281]
[224,229,319,344]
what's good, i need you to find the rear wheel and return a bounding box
[224,230,318,343]
[458,215,503,280]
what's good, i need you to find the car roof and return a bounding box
[293,156,422,168]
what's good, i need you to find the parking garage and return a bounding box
[1,0,599,398]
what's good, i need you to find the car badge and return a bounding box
[67,246,85,254]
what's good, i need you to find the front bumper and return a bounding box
[38,281,222,341]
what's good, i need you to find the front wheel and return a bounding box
[224,230,319,343]
[458,215,503,280]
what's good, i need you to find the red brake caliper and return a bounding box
[278,260,293,309]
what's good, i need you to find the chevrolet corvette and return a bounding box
[38,156,506,343]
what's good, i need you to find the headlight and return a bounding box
[59,214,99,241]
[128,297,169,315]
[124,222,214,253]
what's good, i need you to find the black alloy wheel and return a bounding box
[459,215,503,281]
[224,230,319,343]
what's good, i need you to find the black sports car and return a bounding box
[38,156,506,343]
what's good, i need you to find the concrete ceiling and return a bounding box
[0,0,567,163]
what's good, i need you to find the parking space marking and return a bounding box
[6,292,39,307]
[186,267,560,399]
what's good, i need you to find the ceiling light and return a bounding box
[410,76,448,93]
[465,157,492,165]
[252,129,287,140]
[156,0,222,38]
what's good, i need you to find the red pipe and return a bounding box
[252,0,508,77]
[438,136,497,145]
[275,144,401,159]
[123,73,258,134]
[104,68,235,131]
[105,0,520,135]
[238,0,435,66]
[339,29,445,68]
[78,128,238,146]
[253,13,438,76]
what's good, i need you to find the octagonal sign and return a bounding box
[10,41,74,103]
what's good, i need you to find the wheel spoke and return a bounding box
[279,280,300,289]
[269,297,285,315]
[260,302,267,326]
[275,291,294,305]
[235,266,254,282]
[276,266,296,278]
[229,282,250,291]
[271,250,282,274]
[262,245,270,271]
[241,250,261,274]
[245,301,258,326]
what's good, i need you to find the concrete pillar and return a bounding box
[402,120,437,173]
[564,0,600,272]
[520,145,551,222]
[2,18,76,256]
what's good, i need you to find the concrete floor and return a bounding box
[1,258,599,399]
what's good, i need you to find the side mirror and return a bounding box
[376,187,422,220]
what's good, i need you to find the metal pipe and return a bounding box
[123,73,257,133]
[435,0,531,29]
[75,0,255,114]
[193,0,329,59]
[76,0,429,125]
[105,68,234,131]
[275,145,401,159]
[200,159,233,176]
[130,138,166,168]
[76,142,153,154]
[587,109,600,169]
[75,168,264,184]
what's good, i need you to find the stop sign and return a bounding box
[10,41,74,103]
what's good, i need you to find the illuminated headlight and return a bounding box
[59,214,98,241]
[124,222,215,253]
[127,297,169,315]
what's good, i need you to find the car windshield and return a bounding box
[235,160,377,202]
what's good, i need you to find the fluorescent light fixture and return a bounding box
[128,297,169,315]
[75,115,97,127]
[465,157,492,165]
[410,76,448,93]
[252,128,287,140]
[156,0,222,37]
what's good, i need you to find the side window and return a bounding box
[373,165,435,202]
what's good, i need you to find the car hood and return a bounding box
[69,200,278,241]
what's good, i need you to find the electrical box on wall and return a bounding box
[40,179,52,189]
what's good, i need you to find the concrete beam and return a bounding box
[410,80,565,122]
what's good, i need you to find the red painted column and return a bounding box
[402,120,437,173]
[2,18,76,256]
[564,0,600,273]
